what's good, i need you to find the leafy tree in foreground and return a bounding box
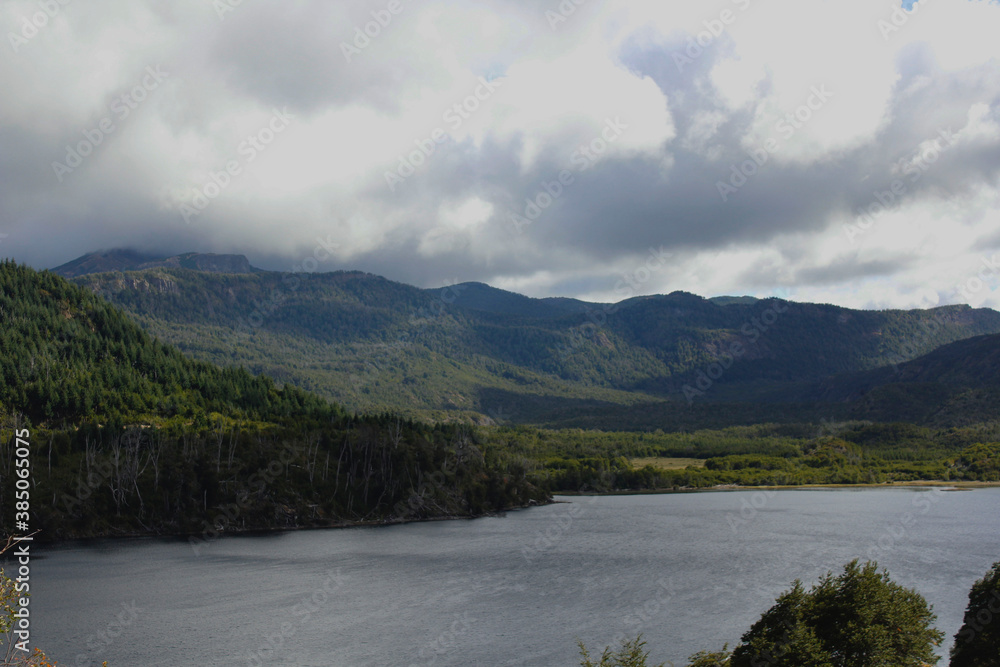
[685,645,730,666]
[730,560,943,667]
[1,537,91,665]
[579,634,665,667]
[950,560,1000,667]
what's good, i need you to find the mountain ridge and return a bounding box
[56,249,1000,428]
[52,250,257,277]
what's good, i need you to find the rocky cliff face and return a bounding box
[136,252,255,274]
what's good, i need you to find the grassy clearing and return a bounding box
[631,457,706,470]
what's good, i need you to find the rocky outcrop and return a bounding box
[137,252,255,274]
[53,250,257,277]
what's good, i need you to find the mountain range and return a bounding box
[52,249,257,277]
[54,249,1000,429]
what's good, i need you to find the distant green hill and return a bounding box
[529,333,1000,430]
[799,333,1000,426]
[61,252,1000,428]
[0,259,333,426]
[446,281,598,318]
[0,261,547,540]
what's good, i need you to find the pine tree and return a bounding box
[950,561,1000,667]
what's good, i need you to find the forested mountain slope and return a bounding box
[63,251,1000,427]
[0,261,547,539]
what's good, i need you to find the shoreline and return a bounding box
[554,479,1000,496]
[17,481,1000,545]
[19,499,555,548]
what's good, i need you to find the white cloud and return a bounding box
[2,0,1000,313]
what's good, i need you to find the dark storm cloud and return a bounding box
[1,0,999,308]
[789,257,915,286]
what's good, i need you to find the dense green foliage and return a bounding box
[728,561,943,666]
[485,422,1000,493]
[0,260,336,426]
[950,561,1000,667]
[591,563,1000,666]
[685,647,731,666]
[71,263,1000,428]
[0,262,546,539]
[2,260,997,543]
[578,635,665,667]
[1,416,545,540]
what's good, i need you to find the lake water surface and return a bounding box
[28,487,1000,666]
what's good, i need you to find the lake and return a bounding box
[27,487,1000,666]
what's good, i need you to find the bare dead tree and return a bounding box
[227,422,240,469]
[108,431,126,516]
[149,429,163,491]
[121,428,152,516]
[106,428,152,517]
[214,421,223,473]
[84,434,97,479]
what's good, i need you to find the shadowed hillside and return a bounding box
[62,251,1000,428]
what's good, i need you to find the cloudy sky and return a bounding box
[2,0,999,310]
